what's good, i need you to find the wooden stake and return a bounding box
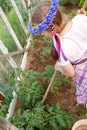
[82,0,87,9]
[42,70,57,105]
[0,61,9,79]
[0,48,29,60]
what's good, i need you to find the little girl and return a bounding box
[28,1,87,108]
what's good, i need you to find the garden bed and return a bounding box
[26,32,87,129]
[1,3,87,130]
[26,35,77,113]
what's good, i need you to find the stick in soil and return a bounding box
[82,0,87,10]
[42,70,57,105]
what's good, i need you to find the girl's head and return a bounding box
[31,1,63,37]
[29,1,68,61]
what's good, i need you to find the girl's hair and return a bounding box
[31,1,63,61]
[31,1,63,27]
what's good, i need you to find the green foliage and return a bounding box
[8,10,27,47]
[29,0,41,16]
[9,68,45,109]
[0,0,28,52]
[10,102,47,130]
[1,67,75,129]
[40,37,52,61]
[0,10,27,52]
[79,0,85,7]
[51,72,70,93]
[60,0,86,8]
[41,65,70,93]
[46,103,76,130]
[71,11,76,18]
[15,0,28,25]
[60,0,80,7]
[0,0,12,13]
[0,20,17,52]
[10,102,75,130]
[0,86,13,117]
[41,65,54,83]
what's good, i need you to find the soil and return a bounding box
[26,35,76,130]
[26,7,87,130]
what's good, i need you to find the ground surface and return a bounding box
[26,34,87,130]
[26,35,77,113]
[26,7,87,130]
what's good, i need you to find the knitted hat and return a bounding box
[28,0,59,34]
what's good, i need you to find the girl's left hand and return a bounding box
[55,61,75,77]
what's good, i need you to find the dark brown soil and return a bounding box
[26,34,87,130]
[26,35,77,114]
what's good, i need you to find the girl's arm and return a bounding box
[55,61,75,77]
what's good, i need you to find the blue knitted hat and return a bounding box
[28,0,60,34]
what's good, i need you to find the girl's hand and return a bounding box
[55,61,75,77]
[77,8,86,15]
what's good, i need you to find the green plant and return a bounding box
[0,0,12,13]
[29,0,41,15]
[51,72,70,93]
[9,68,45,109]
[10,102,47,130]
[0,4,27,52]
[0,86,13,117]
[15,0,28,25]
[0,20,17,52]
[79,0,85,7]
[40,37,52,61]
[0,68,76,129]
[10,102,76,130]
[46,103,76,130]
[71,11,76,18]
[60,0,80,7]
[8,10,27,47]
[41,65,70,93]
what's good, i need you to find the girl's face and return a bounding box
[41,30,52,38]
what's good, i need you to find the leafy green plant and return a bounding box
[41,65,70,93]
[10,102,47,130]
[46,103,76,130]
[40,37,52,61]
[0,0,12,13]
[15,0,28,25]
[51,72,70,93]
[8,10,27,47]
[71,11,76,18]
[0,86,13,117]
[9,68,45,109]
[10,102,75,130]
[0,68,76,129]
[79,0,85,7]
[0,20,17,52]
[60,0,80,7]
[29,0,41,15]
